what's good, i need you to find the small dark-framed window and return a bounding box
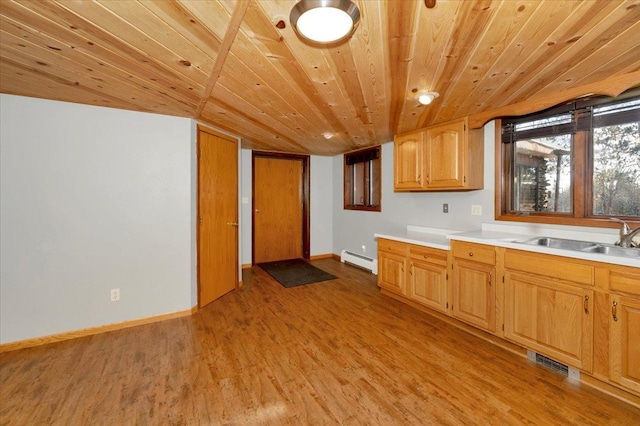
[344,146,381,212]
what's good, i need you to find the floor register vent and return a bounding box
[340,250,378,275]
[527,350,580,381]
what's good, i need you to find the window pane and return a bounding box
[592,122,640,216]
[513,135,572,213]
[353,162,366,205]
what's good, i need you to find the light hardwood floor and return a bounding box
[1,259,639,425]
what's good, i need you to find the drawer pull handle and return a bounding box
[583,295,589,314]
[468,252,474,257]
[612,301,618,322]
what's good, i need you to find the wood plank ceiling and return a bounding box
[1,0,639,156]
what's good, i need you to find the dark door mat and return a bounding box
[257,258,337,288]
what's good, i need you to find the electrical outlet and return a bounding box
[443,203,449,213]
[362,245,366,253]
[110,288,120,302]
[471,205,482,216]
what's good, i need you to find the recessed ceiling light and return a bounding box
[290,0,361,44]
[322,132,335,140]
[417,91,440,105]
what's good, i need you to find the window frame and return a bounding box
[343,146,381,212]
[496,92,640,228]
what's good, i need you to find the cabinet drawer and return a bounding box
[378,238,408,256]
[452,241,495,265]
[409,245,447,266]
[505,249,594,286]
[610,266,640,296]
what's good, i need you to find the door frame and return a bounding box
[197,125,239,308]
[252,151,310,264]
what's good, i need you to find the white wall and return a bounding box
[240,150,334,264]
[0,94,194,344]
[332,123,497,258]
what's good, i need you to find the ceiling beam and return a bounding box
[195,0,251,117]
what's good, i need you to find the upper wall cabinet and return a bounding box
[394,118,484,191]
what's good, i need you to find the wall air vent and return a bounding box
[527,350,580,381]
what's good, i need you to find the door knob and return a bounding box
[227,222,239,226]
[255,209,260,213]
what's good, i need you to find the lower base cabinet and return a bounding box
[377,239,408,295]
[376,238,639,404]
[610,294,640,394]
[451,259,496,332]
[504,270,593,371]
[408,246,448,313]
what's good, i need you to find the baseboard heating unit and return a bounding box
[340,250,378,275]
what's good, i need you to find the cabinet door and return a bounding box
[394,131,424,190]
[504,271,593,371]
[425,120,465,189]
[452,259,496,332]
[378,251,407,295]
[610,295,640,394]
[409,259,448,313]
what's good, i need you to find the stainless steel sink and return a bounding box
[582,244,640,258]
[519,237,598,251]
[517,236,640,259]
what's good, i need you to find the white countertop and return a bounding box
[374,225,640,268]
[374,226,459,250]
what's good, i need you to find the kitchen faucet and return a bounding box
[610,218,640,248]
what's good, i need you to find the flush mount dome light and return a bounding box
[290,0,361,44]
[417,91,440,105]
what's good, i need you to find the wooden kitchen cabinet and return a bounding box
[408,245,448,313]
[377,238,408,295]
[504,270,594,371]
[610,295,640,394]
[393,117,484,192]
[608,266,640,394]
[451,241,496,332]
[503,249,595,371]
[393,130,424,190]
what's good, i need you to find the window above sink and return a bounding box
[496,88,640,231]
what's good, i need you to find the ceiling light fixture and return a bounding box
[322,132,335,140]
[290,0,361,44]
[417,91,440,105]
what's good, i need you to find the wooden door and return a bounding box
[198,127,238,308]
[394,131,425,190]
[425,120,465,188]
[610,295,640,393]
[451,259,496,332]
[504,271,594,371]
[253,156,305,263]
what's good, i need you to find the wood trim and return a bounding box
[581,374,640,410]
[251,151,311,264]
[242,263,253,269]
[0,308,195,353]
[469,71,640,129]
[309,253,335,260]
[332,253,341,262]
[494,119,503,221]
